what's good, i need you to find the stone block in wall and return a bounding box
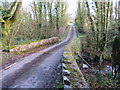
[63,70,70,76]
[63,76,70,85]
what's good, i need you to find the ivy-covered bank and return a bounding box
[10,37,58,54]
[62,36,89,88]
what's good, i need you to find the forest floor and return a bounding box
[2,25,76,88]
[81,60,120,88]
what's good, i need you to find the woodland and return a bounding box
[0,0,120,88]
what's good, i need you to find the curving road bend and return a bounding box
[1,25,77,88]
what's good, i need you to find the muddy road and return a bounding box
[1,25,77,88]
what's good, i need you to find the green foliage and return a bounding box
[95,72,103,82]
[75,1,87,32]
[1,0,22,50]
[59,26,70,41]
[76,1,119,64]
[71,36,83,56]
[54,80,64,88]
[106,72,113,79]
[0,41,2,48]
[2,9,11,20]
[84,71,119,88]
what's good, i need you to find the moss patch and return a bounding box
[10,37,58,54]
[62,37,88,88]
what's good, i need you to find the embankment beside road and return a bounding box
[10,37,59,54]
[62,37,89,88]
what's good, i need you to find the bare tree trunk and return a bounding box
[48,3,53,31]
[44,3,47,38]
[85,1,95,32]
[55,2,59,30]
[38,2,42,39]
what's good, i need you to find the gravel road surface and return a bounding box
[1,25,77,88]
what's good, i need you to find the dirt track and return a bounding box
[1,25,77,88]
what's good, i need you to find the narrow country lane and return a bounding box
[2,25,77,88]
